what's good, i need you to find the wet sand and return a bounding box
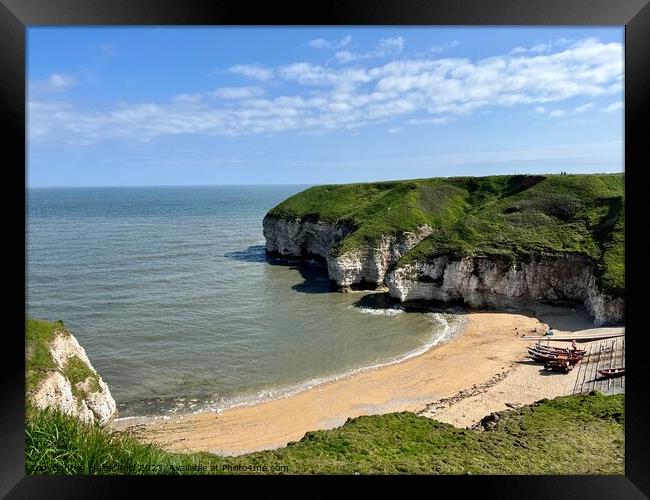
[113,307,595,456]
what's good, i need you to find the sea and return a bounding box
[26,186,464,418]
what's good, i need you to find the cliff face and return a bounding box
[263,214,432,288]
[385,254,623,326]
[28,328,117,425]
[263,174,624,326]
[263,216,623,326]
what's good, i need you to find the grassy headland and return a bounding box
[26,392,623,475]
[267,174,624,296]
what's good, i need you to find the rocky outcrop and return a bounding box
[385,253,623,326]
[29,329,117,425]
[263,215,354,259]
[326,228,434,287]
[263,214,432,289]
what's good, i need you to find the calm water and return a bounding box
[26,186,463,417]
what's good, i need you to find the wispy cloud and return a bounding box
[573,102,595,114]
[335,36,405,63]
[229,64,274,81]
[603,101,623,112]
[211,86,265,99]
[538,101,597,118]
[29,73,77,94]
[511,37,573,55]
[407,117,452,125]
[416,40,459,56]
[29,38,623,145]
[308,35,352,50]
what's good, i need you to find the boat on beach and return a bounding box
[527,348,584,365]
[597,368,625,378]
[532,344,587,356]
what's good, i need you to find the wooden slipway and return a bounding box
[521,327,625,342]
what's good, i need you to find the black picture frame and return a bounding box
[5,0,649,496]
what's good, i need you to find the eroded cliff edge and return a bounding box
[26,319,117,425]
[263,175,624,326]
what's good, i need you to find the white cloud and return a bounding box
[408,117,452,125]
[229,64,274,81]
[335,36,405,63]
[308,35,351,50]
[29,37,623,145]
[534,106,546,114]
[49,74,75,89]
[388,127,402,134]
[417,40,459,56]
[603,101,623,112]
[30,73,77,94]
[511,37,573,55]
[211,86,264,99]
[573,102,594,114]
[545,102,596,118]
[378,36,405,53]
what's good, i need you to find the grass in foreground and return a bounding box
[266,174,624,296]
[26,392,624,475]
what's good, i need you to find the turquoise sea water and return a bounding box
[26,186,463,417]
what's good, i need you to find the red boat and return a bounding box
[528,348,584,365]
[534,344,587,356]
[597,368,625,378]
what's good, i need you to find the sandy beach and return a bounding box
[113,305,599,456]
[419,340,594,428]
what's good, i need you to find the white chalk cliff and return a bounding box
[263,214,432,288]
[263,215,624,326]
[29,328,117,425]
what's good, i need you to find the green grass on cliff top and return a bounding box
[267,174,624,296]
[26,391,624,475]
[25,318,67,395]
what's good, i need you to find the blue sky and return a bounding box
[27,27,624,187]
